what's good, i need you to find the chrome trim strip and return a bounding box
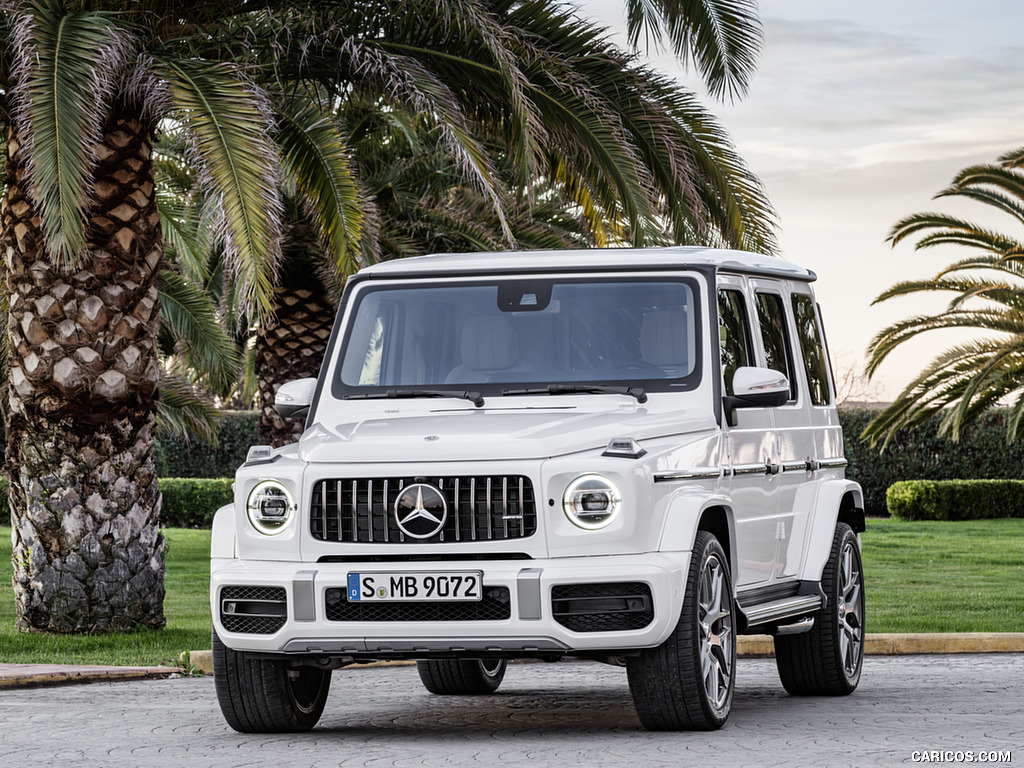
[732,463,768,476]
[781,460,808,473]
[818,458,849,470]
[653,468,721,482]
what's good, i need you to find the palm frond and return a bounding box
[159,269,239,398]
[624,0,762,100]
[155,54,283,322]
[8,0,132,266]
[888,212,1018,254]
[273,97,364,277]
[156,373,221,445]
[997,146,1024,168]
[944,164,1024,203]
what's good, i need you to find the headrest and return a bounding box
[461,315,518,370]
[640,310,688,367]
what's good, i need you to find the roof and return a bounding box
[355,246,816,283]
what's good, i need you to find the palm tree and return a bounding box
[1,0,283,633]
[0,0,769,630]
[241,0,774,445]
[864,148,1024,447]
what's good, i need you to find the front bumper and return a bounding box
[211,553,689,658]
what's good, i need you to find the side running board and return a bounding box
[739,593,823,629]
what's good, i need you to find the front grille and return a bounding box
[310,476,537,544]
[551,582,654,633]
[324,586,512,622]
[220,586,288,635]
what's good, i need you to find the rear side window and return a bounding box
[792,294,832,406]
[717,289,752,396]
[754,292,796,401]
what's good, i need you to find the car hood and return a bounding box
[296,404,716,464]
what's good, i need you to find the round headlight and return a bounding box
[562,474,621,530]
[246,480,296,535]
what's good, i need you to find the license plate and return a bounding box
[346,572,483,602]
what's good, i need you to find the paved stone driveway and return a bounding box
[0,655,1020,767]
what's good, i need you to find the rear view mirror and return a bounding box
[275,378,317,419]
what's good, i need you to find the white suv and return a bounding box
[210,247,866,733]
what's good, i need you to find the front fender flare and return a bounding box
[211,503,237,560]
[658,488,737,579]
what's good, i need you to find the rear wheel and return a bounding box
[774,522,865,695]
[417,659,507,695]
[212,630,331,732]
[626,531,736,731]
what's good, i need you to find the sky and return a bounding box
[584,0,1024,400]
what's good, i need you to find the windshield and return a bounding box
[335,276,702,397]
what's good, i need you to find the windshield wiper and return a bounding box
[346,389,484,407]
[502,384,647,403]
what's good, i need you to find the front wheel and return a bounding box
[212,630,331,732]
[626,531,736,731]
[774,522,865,695]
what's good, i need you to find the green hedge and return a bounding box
[886,479,1024,521]
[154,410,260,478]
[841,407,1024,516]
[158,477,234,528]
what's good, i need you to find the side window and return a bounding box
[717,289,752,396]
[754,292,797,401]
[792,294,832,406]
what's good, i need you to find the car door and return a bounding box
[775,290,843,578]
[718,277,778,587]
[757,282,819,581]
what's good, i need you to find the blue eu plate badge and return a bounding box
[347,573,361,601]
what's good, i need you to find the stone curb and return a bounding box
[185,632,1024,676]
[0,663,181,690]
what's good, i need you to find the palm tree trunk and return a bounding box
[2,107,165,633]
[255,272,334,448]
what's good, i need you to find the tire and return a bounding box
[416,659,507,695]
[774,522,865,696]
[626,531,736,731]
[212,630,331,732]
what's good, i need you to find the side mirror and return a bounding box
[275,378,317,419]
[723,366,790,426]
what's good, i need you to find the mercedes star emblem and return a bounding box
[394,483,448,539]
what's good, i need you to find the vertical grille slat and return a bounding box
[350,480,357,542]
[453,478,461,542]
[486,478,493,540]
[310,475,537,544]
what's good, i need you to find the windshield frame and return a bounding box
[329,272,705,402]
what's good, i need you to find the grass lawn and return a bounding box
[0,527,211,667]
[861,517,1024,633]
[0,518,1021,666]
